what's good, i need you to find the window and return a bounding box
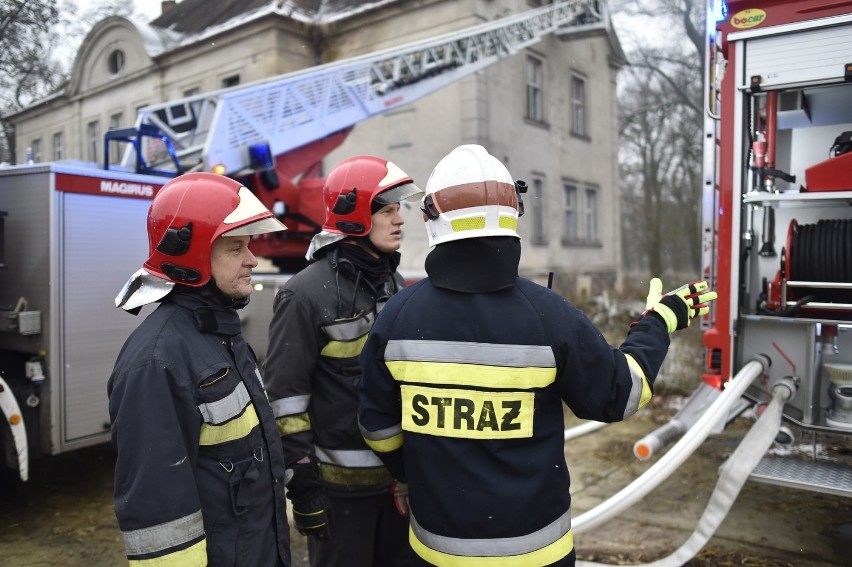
[585,187,598,241]
[109,113,124,129]
[222,75,240,88]
[563,183,577,241]
[526,55,543,122]
[571,75,587,137]
[183,87,200,97]
[530,177,546,245]
[52,132,64,160]
[108,113,124,164]
[108,49,125,74]
[30,139,42,163]
[87,120,100,163]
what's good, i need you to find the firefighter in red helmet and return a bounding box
[109,172,291,566]
[265,155,422,567]
[357,145,718,566]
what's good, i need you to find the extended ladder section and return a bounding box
[128,0,607,176]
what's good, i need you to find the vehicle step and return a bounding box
[749,457,852,498]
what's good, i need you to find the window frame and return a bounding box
[584,186,598,242]
[86,120,100,163]
[107,49,125,75]
[570,73,587,138]
[30,139,42,163]
[52,131,64,161]
[530,176,546,246]
[562,182,577,243]
[525,54,544,123]
[108,113,125,164]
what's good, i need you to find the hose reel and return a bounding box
[782,218,852,306]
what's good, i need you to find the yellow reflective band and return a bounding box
[277,413,311,436]
[128,539,207,566]
[199,405,260,445]
[410,527,573,566]
[499,216,517,230]
[451,216,486,232]
[386,360,555,389]
[401,385,534,440]
[363,431,404,453]
[320,334,369,358]
[625,354,653,409]
[320,463,394,486]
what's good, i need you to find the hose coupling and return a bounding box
[772,376,798,402]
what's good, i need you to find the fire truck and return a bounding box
[0,0,607,482]
[702,0,852,496]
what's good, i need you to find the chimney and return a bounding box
[161,1,177,15]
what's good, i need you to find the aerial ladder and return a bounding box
[107,0,608,269]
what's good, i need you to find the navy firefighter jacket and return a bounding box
[358,276,670,566]
[108,291,291,566]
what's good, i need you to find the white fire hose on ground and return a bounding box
[564,420,610,441]
[575,355,789,567]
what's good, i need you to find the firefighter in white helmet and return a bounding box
[109,172,291,566]
[358,144,718,566]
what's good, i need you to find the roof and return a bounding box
[149,0,402,34]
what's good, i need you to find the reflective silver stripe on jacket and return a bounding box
[315,446,384,467]
[122,510,205,555]
[197,381,250,424]
[322,312,375,341]
[385,340,556,368]
[359,421,403,442]
[410,508,571,557]
[622,353,647,419]
[270,394,310,419]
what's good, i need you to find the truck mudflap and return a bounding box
[0,374,28,482]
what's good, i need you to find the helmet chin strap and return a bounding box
[351,235,384,258]
[197,278,251,309]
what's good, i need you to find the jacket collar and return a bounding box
[168,292,242,336]
[425,237,520,293]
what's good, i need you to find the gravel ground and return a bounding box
[1,395,850,566]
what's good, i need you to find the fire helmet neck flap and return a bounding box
[116,172,286,312]
[321,155,422,237]
[421,144,522,247]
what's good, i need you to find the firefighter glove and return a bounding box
[286,455,332,541]
[638,278,717,333]
[392,481,410,517]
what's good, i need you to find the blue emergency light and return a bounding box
[715,0,729,23]
[248,143,274,170]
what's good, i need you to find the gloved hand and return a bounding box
[391,481,409,516]
[286,455,332,541]
[635,278,718,333]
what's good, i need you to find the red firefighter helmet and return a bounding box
[143,172,285,286]
[321,155,422,236]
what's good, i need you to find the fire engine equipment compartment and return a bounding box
[703,0,852,496]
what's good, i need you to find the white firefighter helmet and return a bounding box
[421,144,521,247]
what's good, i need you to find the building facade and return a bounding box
[8,0,625,294]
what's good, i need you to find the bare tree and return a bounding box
[614,0,705,277]
[0,0,63,163]
[0,0,135,164]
